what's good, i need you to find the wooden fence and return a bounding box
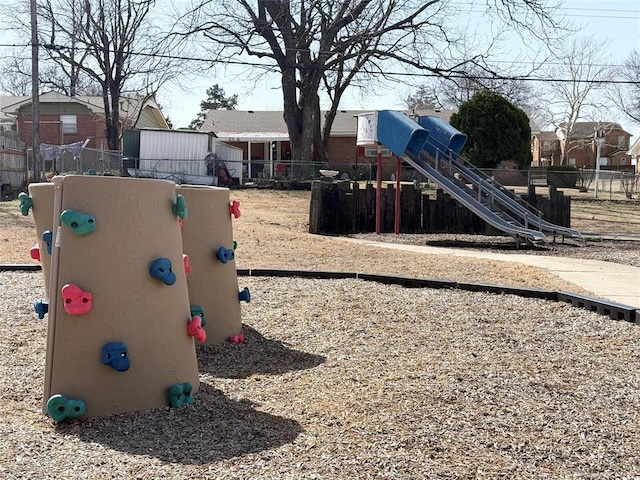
[309,180,571,235]
[0,129,27,197]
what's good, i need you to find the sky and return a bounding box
[0,0,638,137]
[158,0,640,138]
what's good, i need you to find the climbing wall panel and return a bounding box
[43,175,199,419]
[178,185,244,344]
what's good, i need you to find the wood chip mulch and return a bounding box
[1,272,639,479]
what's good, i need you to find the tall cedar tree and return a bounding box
[450,90,532,169]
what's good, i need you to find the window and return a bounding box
[364,147,391,157]
[577,139,585,148]
[620,157,627,165]
[618,135,626,148]
[543,140,551,151]
[568,158,576,166]
[60,115,77,134]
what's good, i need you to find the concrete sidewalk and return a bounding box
[338,237,640,308]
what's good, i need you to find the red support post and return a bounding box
[395,154,401,234]
[375,144,382,234]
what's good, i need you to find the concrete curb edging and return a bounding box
[4,264,637,324]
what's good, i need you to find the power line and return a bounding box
[3,42,637,85]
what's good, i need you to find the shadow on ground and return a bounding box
[56,381,302,465]
[196,324,326,379]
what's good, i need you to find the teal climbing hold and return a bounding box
[46,394,86,422]
[190,305,206,327]
[18,192,33,216]
[172,194,188,219]
[60,210,96,235]
[168,382,195,408]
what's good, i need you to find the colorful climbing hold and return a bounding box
[187,316,206,342]
[34,300,49,319]
[18,192,33,216]
[238,287,251,303]
[183,254,191,275]
[60,210,96,236]
[61,284,93,315]
[229,332,245,344]
[190,305,206,327]
[172,194,188,219]
[216,246,235,264]
[149,257,176,286]
[233,239,238,250]
[30,245,41,262]
[46,394,86,422]
[101,342,131,372]
[42,231,52,254]
[229,200,241,218]
[168,382,195,408]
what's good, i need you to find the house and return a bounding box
[532,122,633,169]
[200,109,457,178]
[628,137,640,173]
[0,92,168,150]
[531,131,562,166]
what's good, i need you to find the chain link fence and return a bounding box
[27,149,640,199]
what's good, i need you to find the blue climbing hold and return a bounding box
[42,230,52,254]
[238,287,251,303]
[34,300,49,319]
[101,342,131,372]
[216,246,235,264]
[149,257,176,286]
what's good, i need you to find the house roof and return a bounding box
[558,122,631,138]
[533,131,558,141]
[0,92,168,129]
[201,109,458,141]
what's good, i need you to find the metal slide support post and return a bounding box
[594,130,604,198]
[376,144,382,234]
[395,154,401,234]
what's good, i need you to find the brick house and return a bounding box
[531,131,562,166]
[532,122,633,169]
[0,92,168,150]
[200,109,457,178]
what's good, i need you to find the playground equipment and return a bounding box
[29,176,201,420]
[22,175,249,421]
[360,110,582,245]
[21,185,54,304]
[177,185,247,344]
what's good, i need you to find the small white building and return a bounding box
[123,129,243,185]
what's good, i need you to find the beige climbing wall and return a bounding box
[178,185,243,344]
[43,175,199,419]
[28,183,54,300]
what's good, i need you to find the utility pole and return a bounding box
[30,0,42,183]
[594,126,604,198]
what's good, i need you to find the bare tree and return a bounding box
[2,0,186,150]
[181,0,563,164]
[609,49,640,127]
[537,36,615,164]
[406,63,539,112]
